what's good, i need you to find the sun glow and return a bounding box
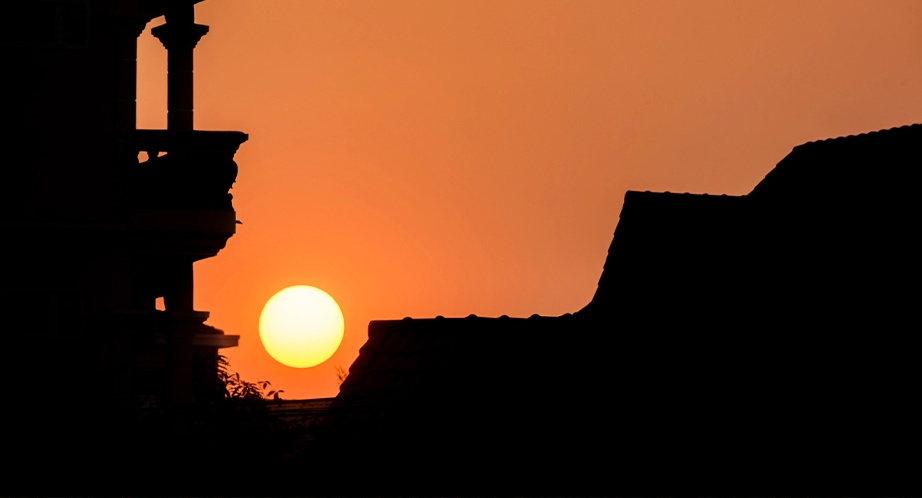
[259,286,344,368]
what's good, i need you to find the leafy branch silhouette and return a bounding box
[335,365,349,386]
[217,354,284,400]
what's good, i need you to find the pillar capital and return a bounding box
[150,22,209,51]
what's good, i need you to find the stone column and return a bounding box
[163,259,194,312]
[163,260,208,408]
[151,3,208,131]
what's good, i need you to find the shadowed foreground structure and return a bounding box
[308,123,922,493]
[1,1,256,489]
[3,1,920,492]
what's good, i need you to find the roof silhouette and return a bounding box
[308,123,922,493]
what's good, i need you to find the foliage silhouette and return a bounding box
[145,351,303,477]
[217,354,284,400]
[335,365,349,386]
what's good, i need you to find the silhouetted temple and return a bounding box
[316,124,922,492]
[2,0,246,480]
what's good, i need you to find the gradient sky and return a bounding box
[138,0,922,399]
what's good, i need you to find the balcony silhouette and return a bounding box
[131,129,247,210]
[127,129,248,259]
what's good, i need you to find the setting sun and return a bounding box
[259,286,345,368]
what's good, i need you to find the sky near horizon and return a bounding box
[138,0,922,399]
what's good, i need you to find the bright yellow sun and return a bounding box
[259,285,344,368]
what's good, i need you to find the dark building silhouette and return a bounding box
[4,2,920,492]
[1,0,246,481]
[316,123,922,493]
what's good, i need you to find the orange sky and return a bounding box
[138,0,922,399]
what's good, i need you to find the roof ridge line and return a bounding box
[799,122,922,146]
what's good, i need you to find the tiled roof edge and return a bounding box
[796,122,922,147]
[368,315,567,325]
[749,122,922,198]
[624,190,742,199]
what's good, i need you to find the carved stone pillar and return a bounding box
[151,4,208,131]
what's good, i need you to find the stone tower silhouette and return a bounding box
[2,0,246,469]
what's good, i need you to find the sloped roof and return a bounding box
[309,123,922,492]
[583,191,750,318]
[330,314,580,438]
[749,122,922,201]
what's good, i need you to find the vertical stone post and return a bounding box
[151,2,208,131]
[164,260,199,408]
[150,2,210,410]
[163,260,195,312]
